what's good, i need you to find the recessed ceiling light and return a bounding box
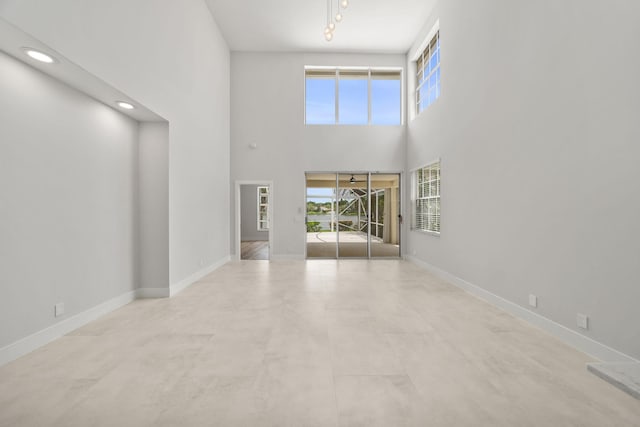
[116,101,135,110]
[22,48,56,64]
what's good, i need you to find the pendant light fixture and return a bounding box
[323,0,350,41]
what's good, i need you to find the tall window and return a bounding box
[257,186,269,231]
[416,30,440,114]
[305,68,402,125]
[413,161,440,234]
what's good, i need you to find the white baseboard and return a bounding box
[0,256,232,367]
[406,255,638,364]
[170,255,230,296]
[0,290,137,367]
[270,254,305,261]
[136,287,170,298]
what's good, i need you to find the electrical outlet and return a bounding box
[577,313,589,330]
[54,303,65,317]
[528,294,537,308]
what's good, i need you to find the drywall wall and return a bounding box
[406,0,640,359]
[139,122,169,292]
[0,50,138,348]
[231,52,406,257]
[0,0,231,284]
[241,185,268,242]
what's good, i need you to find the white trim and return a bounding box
[304,65,403,72]
[270,254,305,261]
[0,256,231,368]
[136,287,170,299]
[411,19,440,61]
[0,290,137,367]
[409,158,441,174]
[401,67,406,126]
[170,255,230,296]
[406,256,639,364]
[235,181,274,261]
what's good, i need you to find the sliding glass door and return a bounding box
[337,173,369,258]
[305,175,337,258]
[306,172,400,259]
[370,173,400,258]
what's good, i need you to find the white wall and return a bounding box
[241,185,268,242]
[0,50,138,348]
[406,0,640,359]
[0,0,231,284]
[139,122,169,291]
[231,52,406,257]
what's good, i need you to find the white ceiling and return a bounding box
[205,0,436,53]
[0,17,165,122]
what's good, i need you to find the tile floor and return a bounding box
[0,260,639,426]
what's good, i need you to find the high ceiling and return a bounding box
[205,0,436,53]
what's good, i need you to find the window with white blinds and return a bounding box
[305,68,402,125]
[257,186,269,231]
[416,30,440,114]
[413,161,440,233]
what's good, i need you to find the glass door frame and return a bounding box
[305,171,402,259]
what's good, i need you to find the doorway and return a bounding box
[305,172,401,259]
[236,182,272,260]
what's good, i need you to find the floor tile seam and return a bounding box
[333,373,413,378]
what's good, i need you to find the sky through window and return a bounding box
[305,68,401,125]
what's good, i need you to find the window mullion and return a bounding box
[367,69,372,124]
[306,67,401,126]
[335,69,340,124]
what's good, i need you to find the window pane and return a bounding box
[429,87,436,104]
[429,70,437,89]
[420,84,429,107]
[416,30,440,115]
[338,75,368,124]
[371,78,401,125]
[306,77,335,124]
